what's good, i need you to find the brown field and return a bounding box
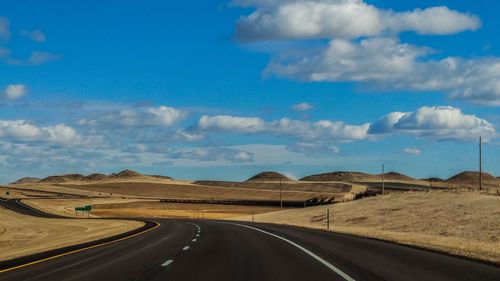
[1,184,109,198]
[232,190,500,264]
[0,206,143,261]
[21,198,152,217]
[0,186,63,199]
[20,198,281,219]
[92,201,281,219]
[57,181,359,202]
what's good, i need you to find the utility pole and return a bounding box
[382,164,385,195]
[279,180,283,210]
[479,136,483,191]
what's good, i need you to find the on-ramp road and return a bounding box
[0,199,499,281]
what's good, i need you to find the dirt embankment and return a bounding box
[233,190,500,264]
[0,207,143,262]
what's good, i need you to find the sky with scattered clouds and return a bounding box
[0,0,499,182]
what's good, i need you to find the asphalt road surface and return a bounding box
[0,199,499,281]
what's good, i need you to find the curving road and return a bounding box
[0,199,499,281]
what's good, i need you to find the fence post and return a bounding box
[327,209,330,230]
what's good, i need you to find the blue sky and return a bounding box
[0,0,499,182]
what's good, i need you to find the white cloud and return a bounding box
[235,0,480,41]
[292,102,313,111]
[4,84,27,100]
[173,130,205,142]
[166,147,254,163]
[0,17,10,41]
[369,106,496,141]
[197,106,495,142]
[233,1,500,106]
[0,120,82,144]
[390,6,481,35]
[197,115,266,133]
[0,120,41,140]
[80,106,187,128]
[266,37,500,106]
[21,30,46,42]
[147,106,187,126]
[403,148,421,155]
[44,124,80,144]
[196,115,369,141]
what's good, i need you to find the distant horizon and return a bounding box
[1,0,499,183]
[6,166,497,185]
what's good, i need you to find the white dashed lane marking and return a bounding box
[161,260,173,267]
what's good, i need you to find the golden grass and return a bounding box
[21,198,281,220]
[57,181,353,202]
[3,184,108,198]
[91,201,282,219]
[0,186,58,199]
[232,190,500,264]
[0,207,143,261]
[21,198,152,217]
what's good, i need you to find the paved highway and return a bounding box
[0,199,499,281]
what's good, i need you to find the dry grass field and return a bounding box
[0,207,143,261]
[92,201,281,219]
[20,198,283,219]
[21,198,152,217]
[233,190,500,264]
[2,184,109,198]
[0,186,61,199]
[58,181,356,202]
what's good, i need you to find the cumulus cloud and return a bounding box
[233,1,500,106]
[292,102,313,111]
[166,147,254,163]
[79,106,187,128]
[403,148,421,155]
[21,30,46,42]
[0,17,10,41]
[196,115,369,141]
[235,0,480,41]
[197,115,265,133]
[147,106,187,126]
[4,84,27,100]
[0,120,82,145]
[369,106,496,141]
[266,37,500,105]
[197,106,495,142]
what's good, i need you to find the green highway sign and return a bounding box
[75,205,92,211]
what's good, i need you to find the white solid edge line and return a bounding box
[162,259,174,267]
[182,246,190,251]
[233,223,356,281]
